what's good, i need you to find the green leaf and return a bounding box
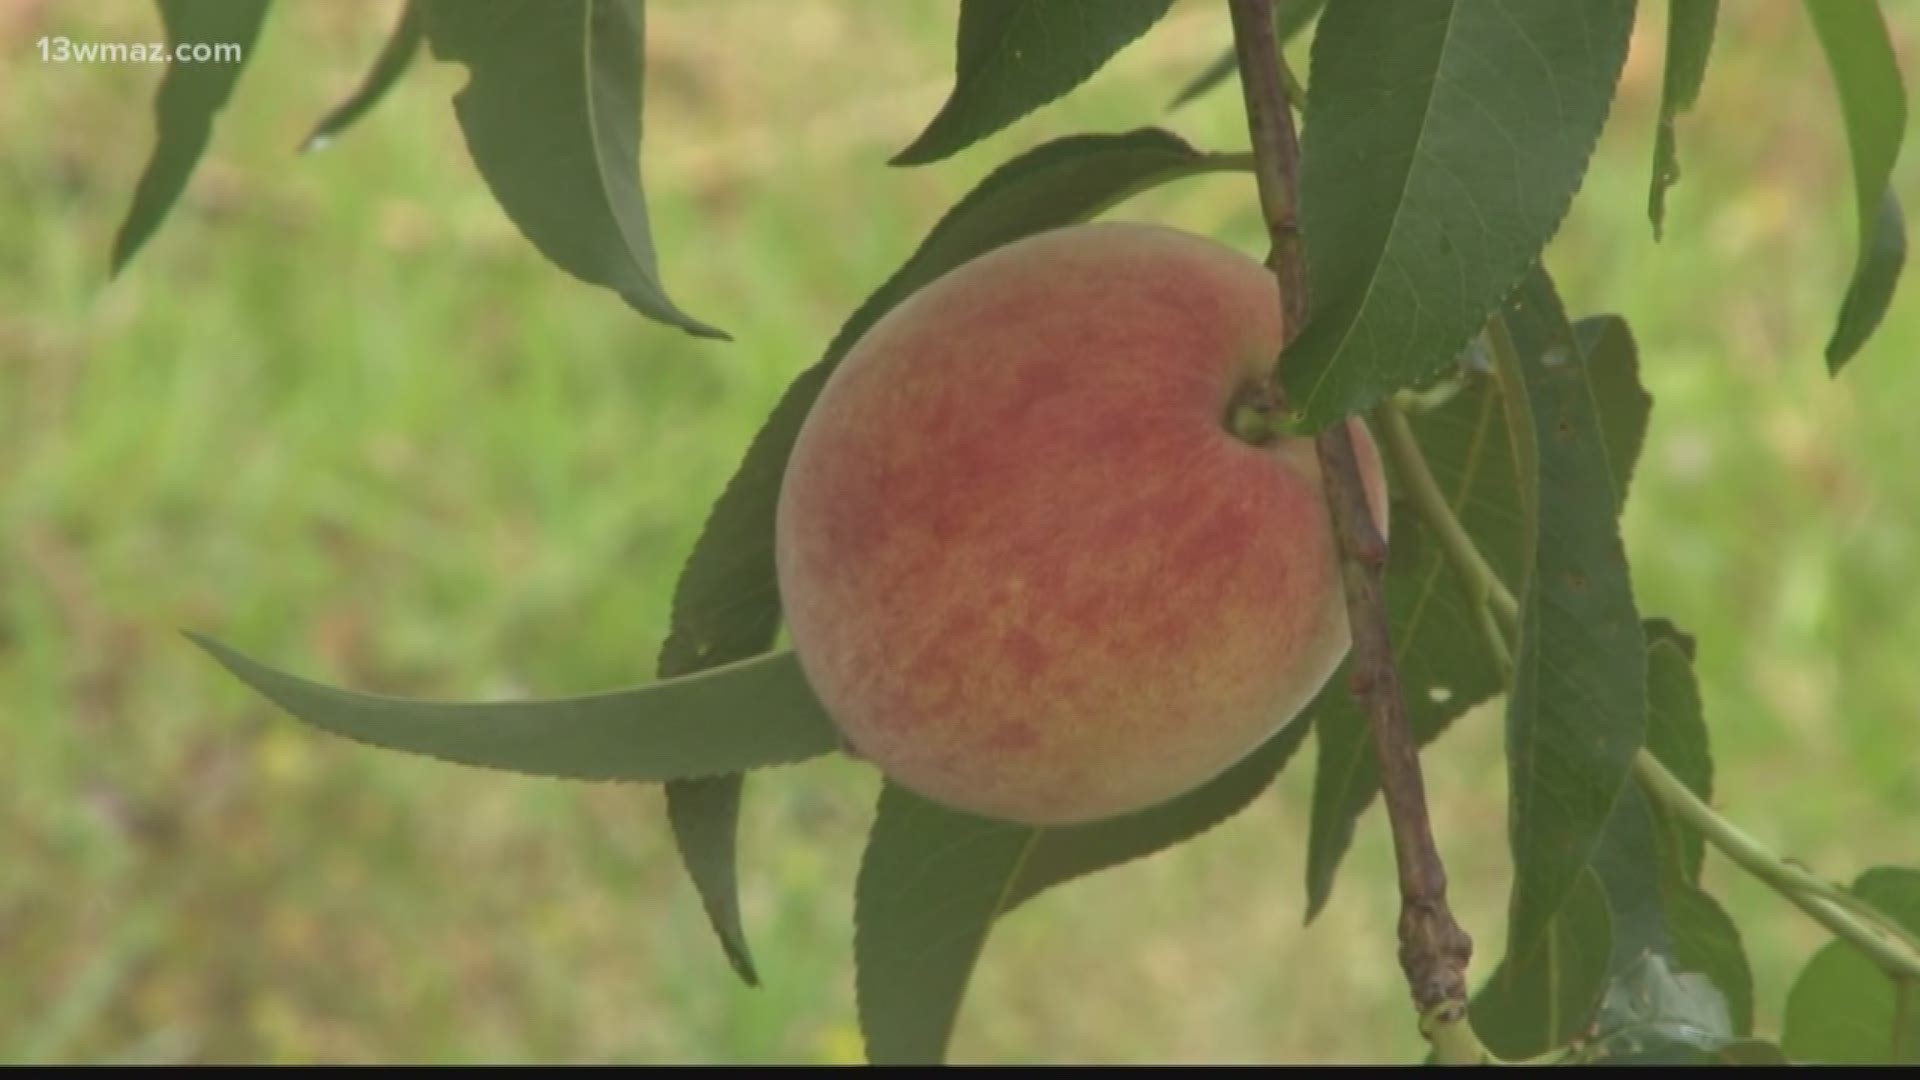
[1502,268,1647,962]
[1648,0,1719,238]
[1644,631,1712,884]
[421,0,723,339]
[1827,192,1908,371]
[1167,0,1324,111]
[1303,303,1651,920]
[1470,871,1612,1060]
[655,127,1247,988]
[1783,867,1920,1063]
[1582,952,1734,1064]
[1283,0,1634,429]
[665,775,757,986]
[893,0,1174,166]
[193,635,836,781]
[856,786,1031,1065]
[858,721,1310,1064]
[1804,1,1909,372]
[300,0,422,152]
[1665,884,1753,1038]
[110,0,271,274]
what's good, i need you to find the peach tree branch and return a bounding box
[1228,0,1481,1060]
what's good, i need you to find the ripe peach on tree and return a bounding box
[110,0,1920,1065]
[777,221,1386,825]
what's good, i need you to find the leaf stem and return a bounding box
[1372,403,1519,637]
[1373,377,1920,985]
[1631,750,1920,981]
[1229,0,1478,1060]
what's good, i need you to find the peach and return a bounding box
[775,222,1386,825]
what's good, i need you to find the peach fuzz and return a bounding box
[776,222,1387,825]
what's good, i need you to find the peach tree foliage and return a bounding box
[114,0,1916,1065]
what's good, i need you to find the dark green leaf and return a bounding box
[422,0,723,338]
[1304,302,1651,919]
[657,127,1246,990]
[1644,632,1712,884]
[858,721,1309,1063]
[894,0,1174,166]
[1503,268,1647,961]
[1666,884,1753,1038]
[1827,193,1908,371]
[110,0,271,274]
[300,0,422,152]
[1804,1,1909,371]
[665,775,756,986]
[1783,867,1920,1063]
[1283,0,1634,429]
[1648,0,1719,237]
[1167,0,1324,111]
[193,635,836,781]
[1471,871,1612,1059]
[1583,952,1734,1064]
[1003,719,1310,910]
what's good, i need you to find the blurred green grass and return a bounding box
[2,0,1915,1064]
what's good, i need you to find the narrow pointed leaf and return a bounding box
[1804,1,1908,371]
[1783,867,1920,1063]
[665,775,757,986]
[1648,0,1719,237]
[1167,0,1323,111]
[194,635,835,780]
[858,721,1309,1064]
[110,0,271,274]
[422,0,723,338]
[658,127,1247,985]
[1283,0,1634,429]
[300,0,422,152]
[1304,306,1650,918]
[1826,193,1908,370]
[894,0,1174,166]
[1503,269,1647,961]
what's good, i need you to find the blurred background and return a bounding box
[2,0,1916,1064]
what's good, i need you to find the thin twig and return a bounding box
[1228,0,1478,1055]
